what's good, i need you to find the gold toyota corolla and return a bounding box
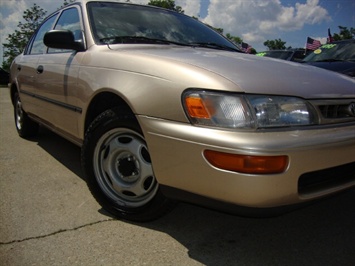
[9,0,355,221]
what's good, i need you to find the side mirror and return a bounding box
[44,30,85,52]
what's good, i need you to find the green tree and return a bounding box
[332,26,355,41]
[210,26,224,35]
[60,0,76,8]
[248,48,257,54]
[2,4,47,71]
[148,0,184,13]
[226,33,243,45]
[263,38,287,50]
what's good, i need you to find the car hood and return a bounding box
[111,45,355,98]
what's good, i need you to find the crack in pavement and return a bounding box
[0,218,115,245]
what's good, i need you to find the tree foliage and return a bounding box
[60,0,76,9]
[226,33,243,45]
[148,0,184,13]
[2,4,47,71]
[332,26,355,41]
[263,38,287,50]
[213,27,224,34]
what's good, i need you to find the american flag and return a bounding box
[306,37,321,50]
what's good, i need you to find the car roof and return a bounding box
[72,0,126,4]
[63,0,178,13]
[69,0,158,6]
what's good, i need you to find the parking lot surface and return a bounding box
[1,86,354,265]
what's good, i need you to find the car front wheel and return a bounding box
[81,108,174,222]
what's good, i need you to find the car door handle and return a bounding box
[37,65,44,74]
[17,65,21,71]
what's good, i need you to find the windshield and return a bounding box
[87,2,239,51]
[303,41,355,62]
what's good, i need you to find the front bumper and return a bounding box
[139,115,355,208]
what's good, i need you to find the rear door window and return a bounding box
[28,15,57,55]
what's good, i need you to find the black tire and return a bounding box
[81,108,174,222]
[14,92,39,138]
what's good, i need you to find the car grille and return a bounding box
[298,162,355,196]
[319,104,354,118]
[311,99,355,124]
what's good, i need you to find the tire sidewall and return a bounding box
[13,92,38,138]
[81,109,172,221]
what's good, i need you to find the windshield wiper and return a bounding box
[100,36,190,46]
[99,36,241,52]
[189,42,241,52]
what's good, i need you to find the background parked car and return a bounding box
[256,49,311,62]
[302,39,355,77]
[0,68,10,85]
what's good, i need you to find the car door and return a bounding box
[35,6,85,141]
[16,14,57,116]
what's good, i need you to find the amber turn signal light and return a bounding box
[185,97,211,119]
[204,150,288,174]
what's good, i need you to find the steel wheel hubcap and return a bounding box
[15,98,23,130]
[93,128,158,207]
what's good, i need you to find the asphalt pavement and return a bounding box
[1,85,354,266]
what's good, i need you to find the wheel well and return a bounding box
[9,84,18,105]
[84,92,135,133]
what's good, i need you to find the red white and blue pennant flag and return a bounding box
[327,28,334,43]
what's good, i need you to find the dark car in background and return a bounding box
[302,39,355,77]
[0,68,10,85]
[256,49,311,62]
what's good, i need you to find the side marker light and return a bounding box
[204,150,289,174]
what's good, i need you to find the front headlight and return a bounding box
[183,90,318,129]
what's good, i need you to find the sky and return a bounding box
[0,0,354,63]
